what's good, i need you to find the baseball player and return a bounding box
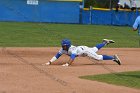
[43,39,121,66]
[133,15,140,35]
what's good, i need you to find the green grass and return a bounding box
[80,71,140,89]
[0,22,139,47]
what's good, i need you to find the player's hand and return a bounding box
[62,63,69,67]
[42,62,51,66]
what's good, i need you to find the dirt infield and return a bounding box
[0,47,140,93]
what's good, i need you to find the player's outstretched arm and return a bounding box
[43,52,62,65]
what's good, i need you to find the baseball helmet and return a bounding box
[61,39,71,49]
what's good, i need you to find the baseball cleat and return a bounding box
[113,55,121,65]
[103,39,115,45]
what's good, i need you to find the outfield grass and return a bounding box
[0,22,139,47]
[80,71,140,89]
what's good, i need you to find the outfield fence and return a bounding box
[82,8,140,26]
[0,0,139,26]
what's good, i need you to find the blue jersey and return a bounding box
[133,16,140,35]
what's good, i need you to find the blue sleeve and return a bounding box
[70,54,76,60]
[55,52,62,59]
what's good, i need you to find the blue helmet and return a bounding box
[61,39,71,49]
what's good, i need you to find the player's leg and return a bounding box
[92,39,115,53]
[88,52,114,61]
[86,51,121,65]
[102,55,121,65]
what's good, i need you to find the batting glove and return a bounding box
[62,63,69,67]
[42,62,51,66]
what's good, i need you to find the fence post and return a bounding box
[79,2,83,24]
[89,6,92,24]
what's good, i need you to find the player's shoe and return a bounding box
[42,62,51,66]
[103,39,115,45]
[113,55,121,65]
